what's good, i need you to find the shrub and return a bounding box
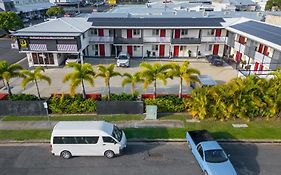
[102,93,138,101]
[7,94,39,101]
[48,94,96,114]
[144,95,186,113]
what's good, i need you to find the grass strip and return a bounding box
[2,115,145,122]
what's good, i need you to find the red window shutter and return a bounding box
[98,29,104,37]
[127,29,132,38]
[258,44,263,53]
[215,29,221,37]
[160,29,166,37]
[254,62,259,71]
[99,44,105,56]
[175,29,180,39]
[213,44,219,55]
[259,64,264,71]
[159,45,165,57]
[263,46,268,56]
[173,46,179,57]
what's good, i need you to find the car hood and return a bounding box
[206,160,237,175]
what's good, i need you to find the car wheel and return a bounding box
[60,150,72,159]
[104,150,115,159]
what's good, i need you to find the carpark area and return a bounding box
[0,142,280,175]
[0,58,238,97]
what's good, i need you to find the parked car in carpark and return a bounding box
[51,121,127,159]
[190,75,217,89]
[207,55,224,66]
[116,52,130,67]
[186,130,237,175]
[65,56,81,64]
[22,18,30,23]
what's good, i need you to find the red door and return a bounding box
[254,62,259,71]
[127,29,132,38]
[173,46,179,57]
[175,29,180,39]
[215,29,221,37]
[160,29,166,37]
[213,44,219,55]
[159,45,165,57]
[127,46,132,56]
[98,29,104,36]
[99,44,105,56]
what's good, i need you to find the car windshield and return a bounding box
[118,55,128,60]
[112,125,122,142]
[205,149,228,163]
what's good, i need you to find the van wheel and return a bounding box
[60,150,72,159]
[104,150,115,159]
[204,171,208,175]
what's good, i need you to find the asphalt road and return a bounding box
[0,143,280,175]
[0,38,25,64]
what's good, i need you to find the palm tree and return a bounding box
[96,64,121,100]
[63,62,95,99]
[139,62,172,98]
[122,72,144,96]
[167,61,200,98]
[21,66,51,99]
[0,60,22,95]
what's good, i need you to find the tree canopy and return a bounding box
[0,12,23,32]
[265,0,281,10]
[46,6,65,17]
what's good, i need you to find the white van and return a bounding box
[50,121,127,159]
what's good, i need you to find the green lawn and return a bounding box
[0,118,281,141]
[2,115,145,122]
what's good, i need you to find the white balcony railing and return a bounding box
[89,36,113,43]
[255,51,264,63]
[201,37,227,43]
[143,37,171,43]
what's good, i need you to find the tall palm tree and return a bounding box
[0,60,22,95]
[63,62,95,99]
[167,61,200,98]
[96,64,121,100]
[122,72,144,96]
[139,62,172,98]
[21,66,51,99]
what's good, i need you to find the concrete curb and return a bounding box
[1,139,281,145]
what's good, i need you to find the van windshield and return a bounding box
[112,125,122,142]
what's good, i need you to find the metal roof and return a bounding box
[88,17,225,28]
[230,20,281,46]
[15,17,91,35]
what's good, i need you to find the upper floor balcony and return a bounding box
[113,37,143,45]
[201,37,227,43]
[89,36,114,44]
[143,36,171,43]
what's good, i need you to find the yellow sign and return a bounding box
[19,39,27,48]
[108,0,116,5]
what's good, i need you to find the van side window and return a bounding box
[62,137,76,144]
[53,137,63,144]
[84,137,99,144]
[102,137,116,143]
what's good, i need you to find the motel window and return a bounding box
[152,45,158,51]
[152,29,159,36]
[133,29,140,36]
[32,53,54,65]
[92,45,99,56]
[91,29,98,35]
[205,45,212,51]
[181,29,188,36]
[267,47,274,57]
[134,46,140,51]
[207,29,214,36]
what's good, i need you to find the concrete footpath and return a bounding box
[0,120,184,130]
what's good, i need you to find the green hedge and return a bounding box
[102,93,138,101]
[48,94,96,114]
[187,74,281,120]
[7,94,39,101]
[144,95,187,113]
